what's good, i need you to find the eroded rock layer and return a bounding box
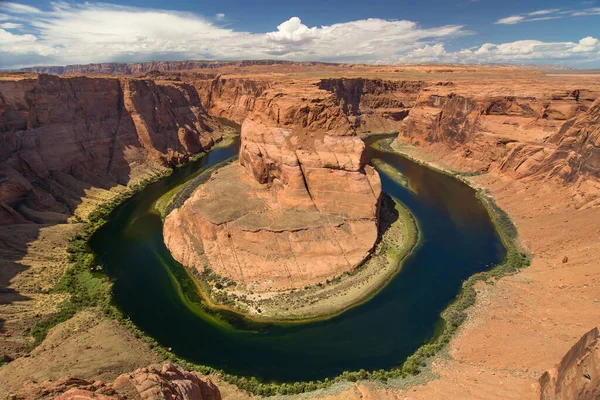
[0,74,226,224]
[538,327,600,400]
[396,85,600,207]
[12,363,221,400]
[164,84,381,291]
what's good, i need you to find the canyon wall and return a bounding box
[318,78,425,134]
[538,327,600,400]
[397,87,600,207]
[0,74,226,225]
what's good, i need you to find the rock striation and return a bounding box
[397,87,600,207]
[164,82,382,291]
[538,327,600,400]
[0,74,227,224]
[318,78,425,134]
[11,363,221,400]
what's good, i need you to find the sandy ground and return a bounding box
[0,308,159,397]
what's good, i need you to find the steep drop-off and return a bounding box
[538,327,600,400]
[2,65,600,399]
[396,87,600,207]
[0,74,228,225]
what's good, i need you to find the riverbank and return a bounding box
[155,158,419,322]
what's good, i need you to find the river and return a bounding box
[89,135,505,382]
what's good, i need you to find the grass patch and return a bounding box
[29,170,172,347]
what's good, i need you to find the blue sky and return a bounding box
[1,0,599,68]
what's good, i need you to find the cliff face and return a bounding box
[193,77,271,123]
[163,81,382,291]
[538,327,600,400]
[396,87,600,207]
[0,74,225,224]
[318,78,425,134]
[500,98,600,181]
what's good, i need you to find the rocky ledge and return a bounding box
[11,363,221,400]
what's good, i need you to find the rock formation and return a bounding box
[163,81,382,291]
[2,64,600,399]
[11,363,221,400]
[396,86,600,207]
[0,74,227,224]
[318,78,425,134]
[538,327,600,400]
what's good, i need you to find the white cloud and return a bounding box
[266,17,320,45]
[0,22,22,29]
[571,7,600,16]
[496,15,525,24]
[399,36,600,65]
[215,13,225,20]
[0,2,41,14]
[573,36,600,52]
[496,6,600,24]
[0,3,468,68]
[528,9,560,16]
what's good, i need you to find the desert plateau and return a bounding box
[1,1,600,399]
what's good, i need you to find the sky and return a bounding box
[1,0,599,69]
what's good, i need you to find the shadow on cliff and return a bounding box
[0,73,227,357]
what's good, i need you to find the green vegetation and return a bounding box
[29,170,172,347]
[371,158,412,191]
[154,157,236,218]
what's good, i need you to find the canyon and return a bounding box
[1,63,599,399]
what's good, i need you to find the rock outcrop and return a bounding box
[0,74,226,224]
[164,82,382,291]
[396,87,600,206]
[11,363,221,400]
[318,78,425,134]
[538,327,600,400]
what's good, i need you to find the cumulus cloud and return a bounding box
[496,7,600,24]
[266,17,320,45]
[0,3,468,68]
[399,36,600,65]
[215,13,225,20]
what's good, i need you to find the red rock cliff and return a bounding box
[0,74,225,224]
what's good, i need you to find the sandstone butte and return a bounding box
[1,62,600,399]
[163,80,383,292]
